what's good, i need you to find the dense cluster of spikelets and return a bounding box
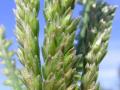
[76,1,116,90]
[0,0,116,90]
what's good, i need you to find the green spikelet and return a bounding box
[42,0,81,90]
[14,0,42,90]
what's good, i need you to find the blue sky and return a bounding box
[0,0,120,90]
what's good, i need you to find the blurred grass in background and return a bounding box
[0,0,120,90]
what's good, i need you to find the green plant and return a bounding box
[0,0,116,90]
[0,26,24,90]
[76,1,116,90]
[42,0,81,89]
[14,0,42,90]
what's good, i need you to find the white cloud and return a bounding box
[99,68,118,79]
[98,68,119,90]
[100,50,120,69]
[98,44,120,89]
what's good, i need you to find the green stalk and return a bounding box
[42,0,81,90]
[14,0,42,90]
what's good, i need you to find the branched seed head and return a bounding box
[0,26,24,90]
[42,0,81,90]
[14,0,41,90]
[76,1,116,90]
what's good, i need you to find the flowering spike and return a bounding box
[76,1,116,89]
[14,0,42,90]
[42,0,81,89]
[0,26,24,90]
